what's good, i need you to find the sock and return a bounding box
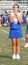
[26,43,28,44]
[13,54,16,56]
[17,54,20,56]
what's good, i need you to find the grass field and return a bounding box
[0,26,28,65]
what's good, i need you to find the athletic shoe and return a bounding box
[16,54,20,59]
[24,43,28,48]
[12,54,16,59]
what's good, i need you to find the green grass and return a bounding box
[0,26,28,65]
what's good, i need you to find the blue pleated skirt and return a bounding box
[9,28,23,38]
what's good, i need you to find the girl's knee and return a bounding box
[26,34,28,39]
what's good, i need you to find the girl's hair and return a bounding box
[13,4,19,8]
[27,11,28,15]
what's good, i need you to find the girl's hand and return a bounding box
[26,17,28,25]
[15,12,18,17]
[10,13,14,23]
[17,12,22,23]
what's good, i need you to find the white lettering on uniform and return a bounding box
[14,18,18,24]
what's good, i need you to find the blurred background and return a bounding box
[0,0,28,13]
[0,0,28,65]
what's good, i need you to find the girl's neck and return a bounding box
[14,11,18,13]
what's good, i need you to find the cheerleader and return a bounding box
[9,4,22,59]
[24,11,28,48]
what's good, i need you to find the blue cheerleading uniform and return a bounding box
[9,12,23,38]
[26,16,28,34]
[26,26,28,34]
[23,13,26,24]
[3,17,6,24]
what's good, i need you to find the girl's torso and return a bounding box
[10,12,22,29]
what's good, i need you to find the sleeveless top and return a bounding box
[10,12,22,29]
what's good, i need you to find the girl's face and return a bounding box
[13,5,19,12]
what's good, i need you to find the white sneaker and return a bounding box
[16,54,20,59]
[0,24,1,26]
[12,54,16,59]
[24,43,28,48]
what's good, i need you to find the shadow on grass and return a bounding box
[0,55,12,59]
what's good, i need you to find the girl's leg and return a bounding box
[24,34,28,48]
[16,38,20,59]
[11,38,17,59]
[26,34,28,43]
[16,38,20,54]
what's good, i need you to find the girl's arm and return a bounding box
[10,13,14,23]
[15,12,22,23]
[17,13,22,23]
